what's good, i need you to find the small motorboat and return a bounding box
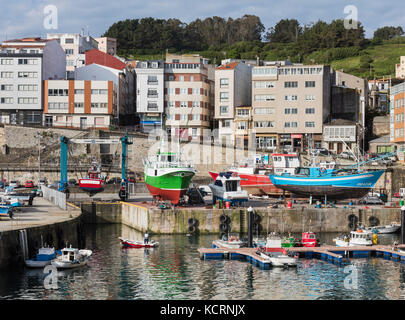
[209,172,248,206]
[257,249,298,267]
[25,247,58,268]
[333,229,373,247]
[299,231,319,247]
[364,222,400,234]
[213,235,245,249]
[51,246,92,269]
[119,237,159,248]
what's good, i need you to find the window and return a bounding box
[220,92,229,102]
[190,76,194,82]
[1,84,13,91]
[254,95,275,101]
[0,97,13,104]
[147,89,158,97]
[18,97,38,104]
[18,72,37,78]
[254,81,275,88]
[222,120,231,127]
[18,59,38,65]
[237,109,250,116]
[18,84,38,91]
[168,75,174,81]
[305,108,315,114]
[285,108,297,114]
[179,76,184,81]
[285,95,298,101]
[220,78,229,88]
[252,68,278,75]
[147,102,158,110]
[237,121,248,130]
[305,81,316,88]
[48,102,68,109]
[180,114,187,121]
[254,121,274,128]
[180,101,187,108]
[1,72,13,78]
[192,101,199,108]
[192,114,199,121]
[284,81,298,88]
[99,89,108,95]
[1,59,13,65]
[305,121,315,127]
[65,38,74,44]
[192,88,199,95]
[220,106,228,114]
[65,49,74,55]
[254,107,274,115]
[180,88,187,94]
[74,103,84,108]
[192,128,197,137]
[168,101,175,108]
[284,122,297,127]
[148,75,158,84]
[75,89,84,94]
[305,95,316,101]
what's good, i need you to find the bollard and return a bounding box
[401,206,405,244]
[247,206,253,248]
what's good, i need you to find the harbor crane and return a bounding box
[59,134,133,201]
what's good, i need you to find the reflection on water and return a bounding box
[0,224,404,300]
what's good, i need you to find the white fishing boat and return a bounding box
[213,235,245,249]
[209,172,248,205]
[365,222,400,234]
[25,247,58,268]
[257,250,298,267]
[333,229,373,247]
[51,246,92,269]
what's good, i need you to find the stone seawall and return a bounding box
[81,201,402,235]
[0,216,84,269]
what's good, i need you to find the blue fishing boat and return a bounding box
[269,167,384,200]
[0,205,13,218]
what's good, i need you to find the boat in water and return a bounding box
[209,172,248,205]
[258,234,298,267]
[363,222,400,234]
[79,160,105,196]
[119,237,159,248]
[143,151,195,205]
[269,166,384,200]
[51,246,92,269]
[25,247,58,268]
[298,232,319,247]
[213,235,245,249]
[333,229,374,247]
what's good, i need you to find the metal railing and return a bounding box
[41,185,66,210]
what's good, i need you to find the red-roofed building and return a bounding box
[85,49,126,71]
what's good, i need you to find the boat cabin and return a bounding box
[350,230,372,241]
[60,247,80,262]
[301,232,318,247]
[214,172,242,192]
[272,154,300,175]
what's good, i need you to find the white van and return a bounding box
[400,188,405,198]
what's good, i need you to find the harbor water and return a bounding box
[0,224,404,300]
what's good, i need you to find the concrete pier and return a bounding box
[0,197,82,269]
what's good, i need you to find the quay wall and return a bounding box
[0,216,84,269]
[82,201,402,235]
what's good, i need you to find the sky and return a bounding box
[0,0,404,43]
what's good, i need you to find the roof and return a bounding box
[85,49,126,71]
[369,135,390,144]
[3,37,51,43]
[216,62,239,70]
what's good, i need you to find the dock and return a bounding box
[198,242,405,269]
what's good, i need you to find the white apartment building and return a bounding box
[0,37,65,125]
[47,33,98,79]
[164,54,214,140]
[135,60,165,133]
[396,56,405,79]
[215,61,253,145]
[252,64,331,152]
[44,80,117,129]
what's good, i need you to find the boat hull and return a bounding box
[119,237,158,248]
[270,170,384,199]
[145,168,195,204]
[25,260,52,268]
[79,179,104,195]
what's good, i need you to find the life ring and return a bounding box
[231,172,238,178]
[320,167,326,173]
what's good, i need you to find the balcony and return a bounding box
[147,80,158,85]
[147,93,158,98]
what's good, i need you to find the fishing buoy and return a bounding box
[287,201,292,209]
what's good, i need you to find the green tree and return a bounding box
[265,19,302,43]
[373,26,404,40]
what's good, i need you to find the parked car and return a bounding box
[362,196,383,205]
[394,192,400,198]
[199,185,212,195]
[9,180,20,188]
[311,148,333,156]
[128,177,136,183]
[24,180,34,188]
[38,179,47,186]
[339,152,355,160]
[107,177,122,184]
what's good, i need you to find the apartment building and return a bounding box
[95,37,117,56]
[215,61,253,145]
[47,33,98,79]
[75,63,135,126]
[322,120,358,154]
[44,80,117,129]
[164,54,214,140]
[0,37,65,125]
[390,82,405,159]
[135,60,165,133]
[396,56,405,79]
[251,64,331,152]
